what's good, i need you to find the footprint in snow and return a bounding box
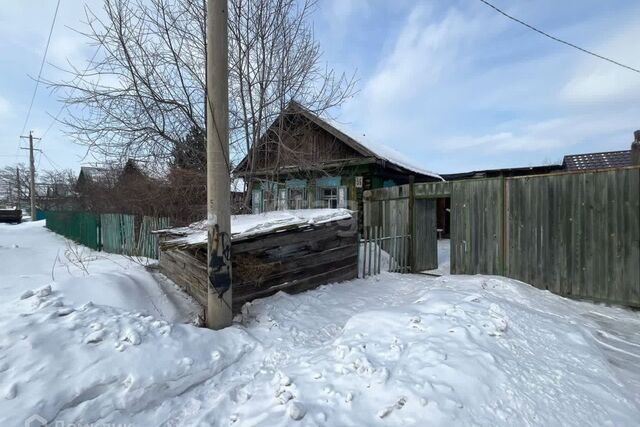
[4,383,17,400]
[377,396,407,419]
[85,330,105,344]
[36,285,52,297]
[20,290,34,300]
[57,307,74,317]
[287,402,306,420]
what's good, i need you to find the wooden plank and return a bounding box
[413,198,438,271]
[232,263,358,312]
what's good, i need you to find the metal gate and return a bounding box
[358,225,412,277]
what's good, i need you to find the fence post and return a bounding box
[97,214,102,252]
[408,175,415,273]
[377,226,382,274]
[502,176,508,277]
[363,226,368,278]
[368,226,373,277]
[357,231,361,278]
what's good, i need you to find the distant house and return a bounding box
[562,150,632,171]
[234,102,442,225]
[441,164,562,181]
[76,166,114,191]
[76,159,155,213]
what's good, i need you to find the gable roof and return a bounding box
[79,166,111,182]
[562,150,631,171]
[236,101,443,180]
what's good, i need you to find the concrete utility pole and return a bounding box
[20,132,40,221]
[205,0,232,329]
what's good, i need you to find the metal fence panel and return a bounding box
[44,211,100,250]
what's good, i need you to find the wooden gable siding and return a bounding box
[253,116,364,173]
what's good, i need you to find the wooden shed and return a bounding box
[157,210,358,313]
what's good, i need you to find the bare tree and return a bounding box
[38,168,77,211]
[51,0,356,204]
[0,164,33,210]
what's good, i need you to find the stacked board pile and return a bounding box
[158,210,358,312]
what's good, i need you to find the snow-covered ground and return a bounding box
[423,239,451,275]
[1,222,640,426]
[0,221,200,323]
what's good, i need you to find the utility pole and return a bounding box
[20,131,40,221]
[16,167,21,210]
[205,0,232,329]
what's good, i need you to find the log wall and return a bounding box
[159,217,358,313]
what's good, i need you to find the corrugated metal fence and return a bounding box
[364,166,640,307]
[45,211,101,250]
[43,211,169,259]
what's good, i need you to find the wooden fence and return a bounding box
[364,166,640,307]
[43,211,169,259]
[158,216,359,313]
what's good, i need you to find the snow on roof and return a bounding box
[160,209,353,246]
[357,135,443,180]
[80,166,111,181]
[322,116,443,181]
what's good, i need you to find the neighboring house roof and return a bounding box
[442,164,563,181]
[78,160,147,186]
[79,166,111,182]
[236,101,443,181]
[562,150,632,171]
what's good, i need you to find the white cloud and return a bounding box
[441,112,637,154]
[328,0,369,20]
[0,96,10,118]
[361,5,482,108]
[339,1,640,172]
[560,20,640,105]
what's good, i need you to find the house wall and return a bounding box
[253,118,362,172]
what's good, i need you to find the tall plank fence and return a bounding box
[43,211,169,259]
[364,166,640,307]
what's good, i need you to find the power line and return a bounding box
[41,151,64,171]
[477,0,640,74]
[20,0,62,136]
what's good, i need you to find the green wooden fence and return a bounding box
[44,211,169,259]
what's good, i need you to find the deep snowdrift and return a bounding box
[1,222,639,426]
[0,221,200,322]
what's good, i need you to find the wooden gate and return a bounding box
[413,198,438,271]
[363,166,640,307]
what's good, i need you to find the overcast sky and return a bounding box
[1,0,639,175]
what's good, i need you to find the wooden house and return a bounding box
[234,102,442,226]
